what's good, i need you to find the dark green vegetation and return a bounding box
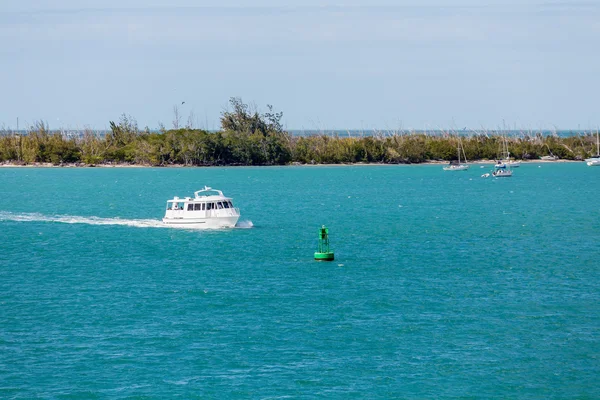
[1,98,597,165]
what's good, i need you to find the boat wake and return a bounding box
[0,211,167,229]
[0,211,255,230]
[235,220,254,229]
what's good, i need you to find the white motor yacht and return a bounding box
[163,186,240,228]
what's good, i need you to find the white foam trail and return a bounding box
[0,211,167,229]
[235,220,254,229]
[1,212,255,230]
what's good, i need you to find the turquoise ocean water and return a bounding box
[1,164,599,398]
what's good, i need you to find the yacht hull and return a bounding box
[162,215,240,229]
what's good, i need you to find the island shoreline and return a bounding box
[0,159,583,168]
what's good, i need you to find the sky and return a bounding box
[1,0,599,131]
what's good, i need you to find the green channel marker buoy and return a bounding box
[314,225,335,261]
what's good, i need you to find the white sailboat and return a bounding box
[496,136,520,168]
[491,136,513,177]
[492,166,513,177]
[586,130,600,166]
[443,138,469,171]
[503,137,520,167]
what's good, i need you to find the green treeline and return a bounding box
[1,98,597,165]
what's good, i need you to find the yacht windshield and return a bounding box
[169,202,184,210]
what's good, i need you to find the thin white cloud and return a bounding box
[5,3,597,47]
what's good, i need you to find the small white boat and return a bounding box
[162,186,240,229]
[492,168,513,178]
[587,159,600,167]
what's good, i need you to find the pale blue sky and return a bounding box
[1,0,599,130]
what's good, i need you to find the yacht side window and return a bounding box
[207,203,212,210]
[217,202,223,209]
[202,203,206,210]
[194,203,201,211]
[228,201,234,208]
[223,201,230,209]
[187,204,193,211]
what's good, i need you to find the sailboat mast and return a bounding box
[457,137,467,164]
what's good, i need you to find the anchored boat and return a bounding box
[498,136,520,168]
[162,186,240,228]
[443,138,469,171]
[492,167,513,178]
[586,130,600,166]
